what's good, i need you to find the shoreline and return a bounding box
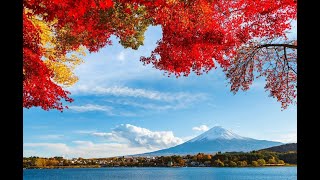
[24,164,297,169]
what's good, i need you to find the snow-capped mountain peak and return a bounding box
[189,126,246,142]
[137,126,283,156]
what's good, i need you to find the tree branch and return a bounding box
[258,44,297,49]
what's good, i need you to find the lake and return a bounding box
[23,167,297,180]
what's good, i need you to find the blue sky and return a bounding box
[23,25,297,158]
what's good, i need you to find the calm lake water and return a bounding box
[23,167,297,180]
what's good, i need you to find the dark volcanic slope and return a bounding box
[259,143,297,152]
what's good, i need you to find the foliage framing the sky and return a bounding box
[23,0,297,111]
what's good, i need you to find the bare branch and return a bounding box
[258,44,297,49]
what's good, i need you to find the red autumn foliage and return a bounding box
[23,0,297,111]
[140,0,296,77]
[23,13,73,111]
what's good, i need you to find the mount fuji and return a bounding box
[139,126,282,156]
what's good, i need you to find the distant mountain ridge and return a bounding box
[259,143,297,152]
[137,126,283,156]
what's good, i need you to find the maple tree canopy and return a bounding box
[23,0,297,111]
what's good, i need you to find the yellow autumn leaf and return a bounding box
[27,11,85,87]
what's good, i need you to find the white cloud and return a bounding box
[66,87,207,115]
[92,124,183,149]
[91,132,125,142]
[38,135,64,140]
[68,104,136,116]
[274,132,297,143]
[91,132,110,137]
[117,51,126,61]
[24,124,193,158]
[131,103,182,111]
[29,125,49,129]
[107,99,188,111]
[24,142,152,158]
[69,104,113,113]
[257,129,297,143]
[192,125,209,132]
[73,130,97,134]
[71,86,206,103]
[24,143,70,157]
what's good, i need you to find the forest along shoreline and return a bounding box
[23,150,297,169]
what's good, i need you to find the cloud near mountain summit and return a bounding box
[92,124,183,149]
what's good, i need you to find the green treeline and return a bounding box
[210,151,296,167]
[23,151,296,169]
